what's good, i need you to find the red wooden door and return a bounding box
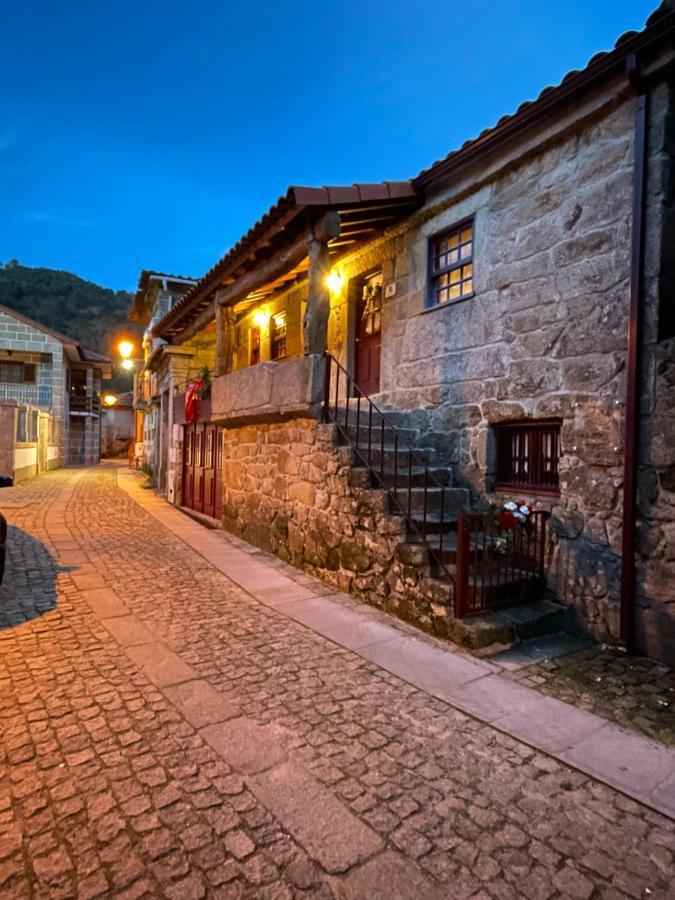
[202,426,216,519]
[354,274,382,396]
[193,426,205,513]
[182,426,195,508]
[214,427,224,521]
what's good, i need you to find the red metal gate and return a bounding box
[202,425,216,519]
[182,422,224,521]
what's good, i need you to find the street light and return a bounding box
[103,394,118,407]
[118,340,134,360]
[117,339,137,371]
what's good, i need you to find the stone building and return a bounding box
[100,391,135,458]
[129,271,198,495]
[0,304,111,481]
[147,6,674,663]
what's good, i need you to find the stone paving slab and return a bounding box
[281,595,407,650]
[360,634,494,695]
[126,641,198,687]
[253,582,324,605]
[342,850,445,900]
[70,571,106,590]
[249,761,384,873]
[444,672,559,723]
[200,717,290,774]
[163,679,241,728]
[496,694,607,753]
[79,586,130,618]
[560,723,675,819]
[101,613,157,647]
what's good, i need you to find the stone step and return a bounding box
[446,599,569,655]
[342,422,421,447]
[361,444,442,471]
[407,513,460,538]
[379,465,453,488]
[390,486,469,517]
[495,599,569,642]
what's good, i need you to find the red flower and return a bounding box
[498,510,517,530]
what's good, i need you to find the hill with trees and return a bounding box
[0,261,142,386]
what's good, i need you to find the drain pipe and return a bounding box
[620,54,648,652]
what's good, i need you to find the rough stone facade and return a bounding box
[170,74,674,661]
[220,418,451,633]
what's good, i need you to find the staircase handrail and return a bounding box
[322,352,457,586]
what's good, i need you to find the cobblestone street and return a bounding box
[1,464,674,899]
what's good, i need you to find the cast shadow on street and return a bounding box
[0,526,63,629]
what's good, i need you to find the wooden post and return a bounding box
[215,298,237,376]
[303,212,341,356]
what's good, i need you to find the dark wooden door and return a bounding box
[193,426,204,513]
[214,427,224,521]
[354,274,382,396]
[203,426,216,519]
[182,426,194,508]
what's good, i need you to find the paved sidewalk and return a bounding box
[0,463,674,899]
[117,466,675,823]
[502,644,675,747]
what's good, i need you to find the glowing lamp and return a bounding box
[252,307,270,329]
[118,339,134,360]
[103,394,118,406]
[326,271,344,294]
[121,359,135,371]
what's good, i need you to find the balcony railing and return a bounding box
[69,392,101,413]
[0,383,52,407]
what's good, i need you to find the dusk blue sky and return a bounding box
[0,1,655,291]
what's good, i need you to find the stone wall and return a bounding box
[169,75,674,660]
[220,418,451,633]
[351,96,638,651]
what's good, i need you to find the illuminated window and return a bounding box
[428,220,474,307]
[271,311,287,360]
[495,420,561,495]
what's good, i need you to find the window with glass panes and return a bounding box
[0,361,36,384]
[271,311,287,360]
[428,220,474,306]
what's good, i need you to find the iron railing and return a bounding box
[322,353,550,620]
[323,352,457,584]
[455,510,550,617]
[69,392,101,413]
